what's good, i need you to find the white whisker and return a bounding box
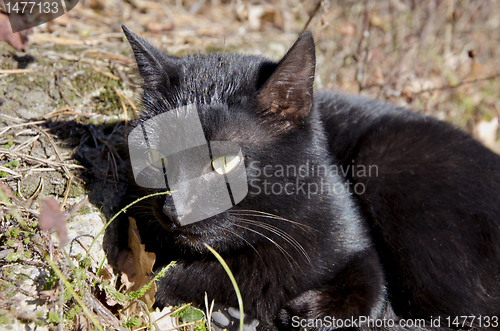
[233,217,311,265]
[230,209,318,233]
[232,223,298,269]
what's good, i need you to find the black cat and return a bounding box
[121,26,500,330]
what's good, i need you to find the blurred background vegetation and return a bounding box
[2,0,500,142]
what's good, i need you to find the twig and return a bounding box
[414,73,500,95]
[27,177,44,200]
[12,135,40,152]
[0,276,39,299]
[93,66,120,81]
[0,120,47,137]
[0,148,84,170]
[0,166,21,177]
[9,193,41,217]
[34,126,73,180]
[355,1,371,59]
[120,92,139,118]
[355,0,371,91]
[88,126,124,165]
[61,177,73,210]
[44,110,98,119]
[109,150,119,191]
[152,304,190,325]
[113,86,129,124]
[444,0,455,58]
[0,69,35,74]
[66,195,89,219]
[204,293,214,331]
[55,73,73,107]
[111,62,130,86]
[16,180,26,200]
[301,0,322,34]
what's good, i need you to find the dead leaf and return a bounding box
[117,217,156,309]
[339,23,355,36]
[98,263,114,281]
[150,307,179,330]
[373,67,384,85]
[247,4,279,30]
[88,0,105,10]
[0,183,15,200]
[370,14,385,29]
[39,288,59,301]
[0,13,25,50]
[39,198,68,247]
[474,117,499,150]
[52,15,73,27]
[146,22,174,33]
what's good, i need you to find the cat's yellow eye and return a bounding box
[147,149,167,169]
[212,155,241,175]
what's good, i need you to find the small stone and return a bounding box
[243,318,260,331]
[211,311,230,327]
[228,307,241,319]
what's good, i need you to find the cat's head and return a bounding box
[123,27,333,256]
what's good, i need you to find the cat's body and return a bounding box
[122,26,500,330]
[320,93,500,321]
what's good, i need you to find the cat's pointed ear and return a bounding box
[122,25,180,89]
[257,31,316,127]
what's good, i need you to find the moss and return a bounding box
[68,182,85,198]
[3,159,16,170]
[96,83,122,114]
[79,205,91,215]
[47,311,60,324]
[0,314,13,325]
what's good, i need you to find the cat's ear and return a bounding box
[122,25,180,89]
[257,31,316,127]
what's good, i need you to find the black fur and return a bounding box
[122,26,500,330]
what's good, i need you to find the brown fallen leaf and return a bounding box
[117,217,156,309]
[339,23,356,36]
[39,288,60,302]
[39,198,69,247]
[0,183,15,200]
[0,13,23,50]
[146,21,174,33]
[373,66,385,85]
[369,14,385,29]
[474,117,499,150]
[0,13,32,51]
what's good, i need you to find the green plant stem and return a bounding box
[204,243,244,331]
[45,255,103,331]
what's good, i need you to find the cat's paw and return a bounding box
[210,306,260,331]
